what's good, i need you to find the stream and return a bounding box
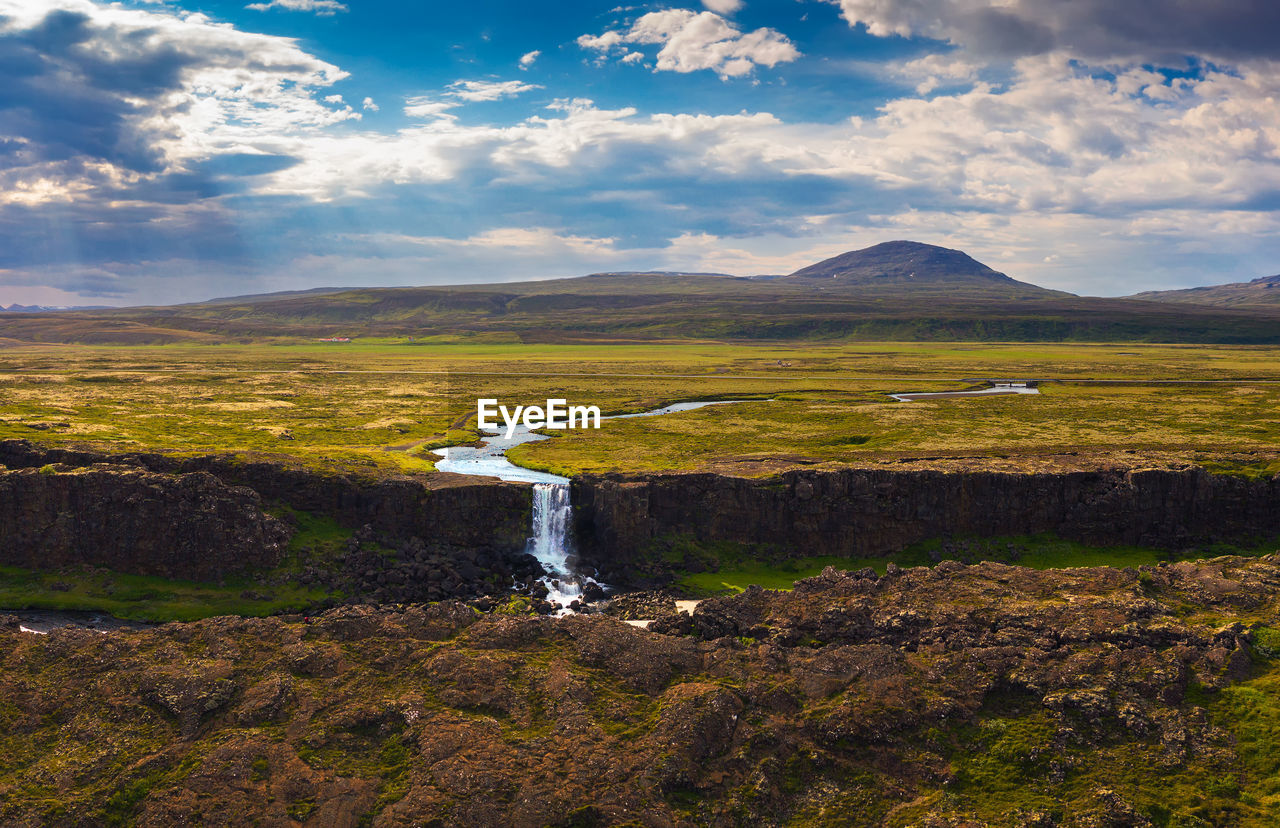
[890,385,1040,402]
[433,400,748,608]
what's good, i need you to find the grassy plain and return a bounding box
[1,340,1278,477]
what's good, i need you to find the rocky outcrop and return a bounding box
[574,466,1280,575]
[0,464,290,579]
[0,439,531,552]
[4,556,1280,826]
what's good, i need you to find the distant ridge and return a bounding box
[1,303,114,313]
[781,241,1060,294]
[1,240,1278,344]
[1130,273,1280,308]
[189,287,361,306]
[585,271,737,279]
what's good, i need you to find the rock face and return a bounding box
[5,439,1280,588]
[4,557,1280,826]
[573,466,1280,575]
[0,439,531,551]
[0,464,290,579]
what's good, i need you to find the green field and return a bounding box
[1,340,1277,477]
[0,565,327,623]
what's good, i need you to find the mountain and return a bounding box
[584,270,738,279]
[1,241,1278,344]
[1129,274,1280,308]
[189,287,360,306]
[1,303,114,313]
[781,241,1063,296]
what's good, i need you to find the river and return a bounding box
[432,400,750,608]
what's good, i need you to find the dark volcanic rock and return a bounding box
[5,556,1280,826]
[573,466,1280,579]
[0,439,532,554]
[0,464,289,579]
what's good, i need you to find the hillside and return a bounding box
[2,242,1279,344]
[1130,273,1280,308]
[781,240,1064,297]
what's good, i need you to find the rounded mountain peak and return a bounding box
[786,240,1018,285]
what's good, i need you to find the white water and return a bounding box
[13,610,146,634]
[526,482,589,607]
[433,399,754,608]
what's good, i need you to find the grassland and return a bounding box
[1,340,1277,477]
[0,565,327,622]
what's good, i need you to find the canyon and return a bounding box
[2,439,1277,593]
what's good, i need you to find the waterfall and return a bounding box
[526,482,586,607]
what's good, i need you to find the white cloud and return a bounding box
[401,80,541,123]
[362,97,379,111]
[245,0,347,15]
[250,53,1280,220]
[445,79,541,102]
[702,0,743,15]
[0,0,356,205]
[578,9,799,79]
[519,50,541,70]
[402,98,460,121]
[886,54,982,94]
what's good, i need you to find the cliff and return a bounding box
[0,439,532,550]
[5,439,1280,590]
[573,466,1280,579]
[0,464,289,579]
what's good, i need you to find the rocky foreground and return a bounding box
[5,557,1280,827]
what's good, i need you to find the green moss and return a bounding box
[286,798,318,820]
[1255,627,1280,659]
[1201,459,1280,480]
[670,532,1279,597]
[0,563,328,623]
[1209,666,1280,818]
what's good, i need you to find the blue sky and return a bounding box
[2,0,1279,305]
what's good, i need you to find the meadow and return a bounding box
[0,340,1277,478]
[1,338,1278,617]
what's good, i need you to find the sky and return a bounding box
[2,0,1279,305]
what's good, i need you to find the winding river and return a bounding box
[433,400,749,607]
[889,385,1040,402]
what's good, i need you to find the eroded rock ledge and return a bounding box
[0,439,532,554]
[0,439,532,582]
[0,464,289,579]
[573,466,1280,579]
[3,439,1277,588]
[3,556,1280,826]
